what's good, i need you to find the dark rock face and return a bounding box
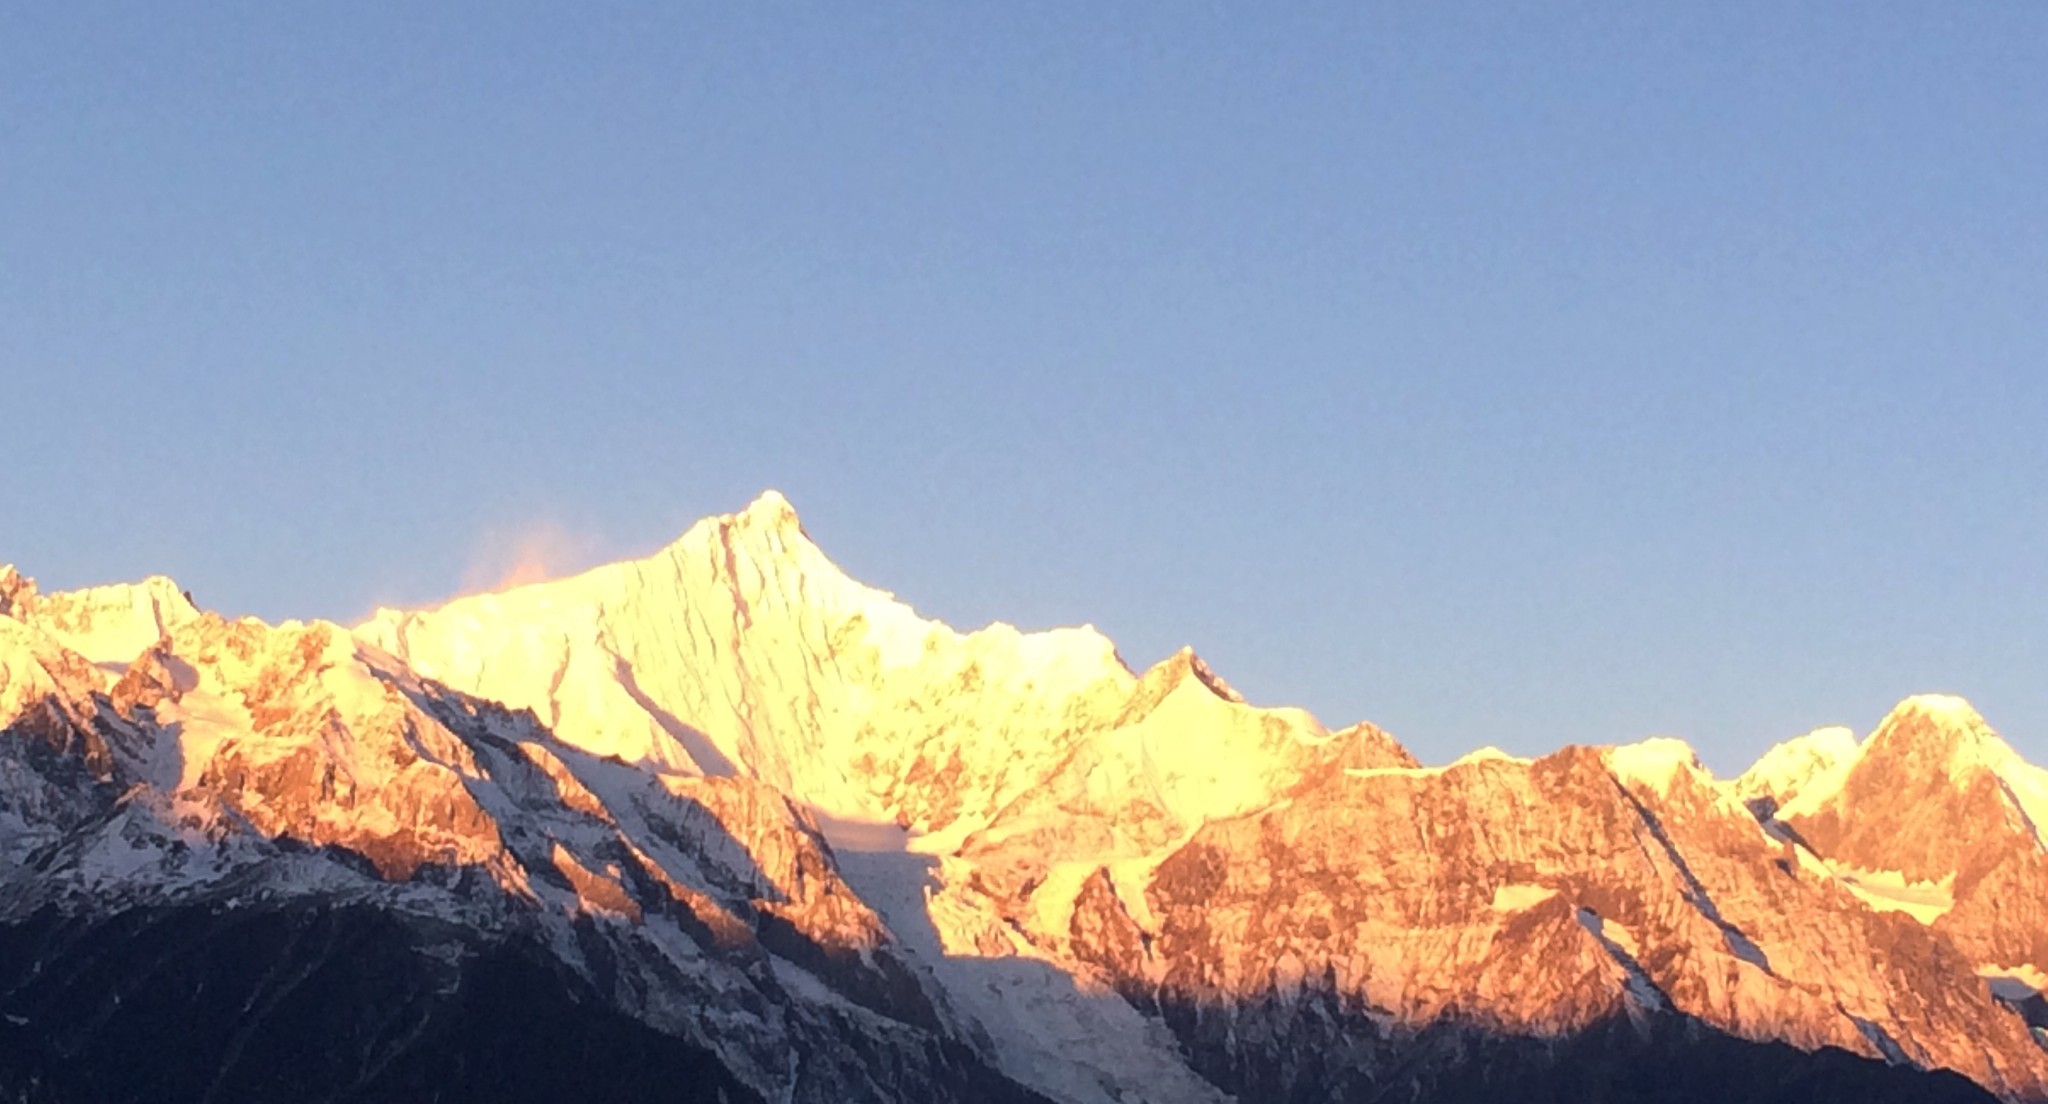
[0,897,2000,1104]
[0,902,757,1104]
[1153,990,1998,1104]
[0,897,1056,1104]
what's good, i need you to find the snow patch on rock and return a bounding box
[1830,864,1956,924]
[1607,737,1707,795]
[1490,883,1558,912]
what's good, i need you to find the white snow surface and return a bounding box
[1732,726,1860,807]
[1454,745,1529,766]
[356,491,1139,829]
[1828,864,1956,924]
[1491,883,1559,912]
[834,845,1234,1104]
[354,492,1353,863]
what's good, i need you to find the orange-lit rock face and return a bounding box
[92,609,906,959]
[125,616,503,881]
[1115,744,2048,1097]
[656,774,891,953]
[550,842,643,922]
[887,716,2048,1102]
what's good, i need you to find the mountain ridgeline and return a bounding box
[0,494,2041,1103]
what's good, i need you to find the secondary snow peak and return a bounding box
[1606,737,1708,795]
[1733,726,1860,811]
[1772,692,2048,897]
[1861,693,2010,785]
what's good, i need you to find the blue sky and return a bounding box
[6,4,2045,769]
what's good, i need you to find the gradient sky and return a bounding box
[6,5,2045,771]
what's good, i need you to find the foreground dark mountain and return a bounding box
[0,496,2042,1102]
[0,903,759,1104]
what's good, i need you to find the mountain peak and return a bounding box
[1125,647,1246,715]
[737,488,801,530]
[1882,692,1986,731]
[643,489,813,574]
[1169,646,1244,704]
[1867,693,2004,780]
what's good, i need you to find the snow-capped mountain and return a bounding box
[0,494,2037,1102]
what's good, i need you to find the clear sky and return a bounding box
[6,5,2045,771]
